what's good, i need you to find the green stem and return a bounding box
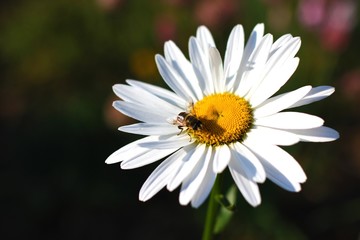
[202,176,221,240]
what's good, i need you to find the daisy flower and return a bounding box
[106,23,339,208]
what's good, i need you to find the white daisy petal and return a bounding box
[254,85,312,118]
[230,142,266,183]
[189,37,214,95]
[224,24,244,89]
[255,112,324,129]
[244,139,307,192]
[155,54,196,101]
[247,32,300,98]
[113,101,167,123]
[113,84,181,116]
[114,135,183,169]
[191,170,216,208]
[119,123,179,136]
[106,136,158,164]
[233,23,264,94]
[273,36,300,60]
[113,84,152,105]
[289,86,335,108]
[243,23,265,58]
[167,144,205,191]
[249,38,301,107]
[126,79,186,109]
[179,146,213,206]
[270,34,293,54]
[139,149,184,202]
[228,162,261,207]
[237,34,273,97]
[266,37,301,74]
[138,134,193,149]
[196,25,216,55]
[249,56,300,107]
[209,47,224,93]
[246,126,300,146]
[287,126,339,142]
[191,149,216,208]
[121,147,178,169]
[213,145,231,173]
[164,41,203,100]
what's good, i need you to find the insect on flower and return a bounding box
[173,111,203,134]
[170,101,204,138]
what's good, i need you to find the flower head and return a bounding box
[106,24,339,207]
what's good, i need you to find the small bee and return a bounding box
[174,112,203,134]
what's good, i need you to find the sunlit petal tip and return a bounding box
[164,39,173,46]
[196,25,212,39]
[332,129,340,140]
[293,184,302,192]
[138,197,146,202]
[251,200,261,207]
[289,126,340,142]
[229,166,262,206]
[139,189,149,202]
[247,192,262,207]
[196,25,216,51]
[328,86,335,93]
[289,86,336,108]
[197,25,209,32]
[105,154,120,164]
[293,36,301,43]
[254,23,265,33]
[254,85,312,118]
[111,100,117,108]
[112,83,122,92]
[106,140,142,164]
[164,40,179,59]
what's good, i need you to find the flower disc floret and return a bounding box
[190,93,253,146]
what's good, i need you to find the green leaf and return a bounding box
[213,185,237,234]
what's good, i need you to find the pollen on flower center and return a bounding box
[190,93,253,146]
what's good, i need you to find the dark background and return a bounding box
[1,0,359,239]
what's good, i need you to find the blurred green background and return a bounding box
[1,0,359,239]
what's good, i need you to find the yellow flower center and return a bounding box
[189,93,253,146]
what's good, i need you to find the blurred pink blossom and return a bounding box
[320,0,357,51]
[298,0,326,29]
[194,0,238,28]
[154,15,178,43]
[96,0,123,11]
[298,0,357,52]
